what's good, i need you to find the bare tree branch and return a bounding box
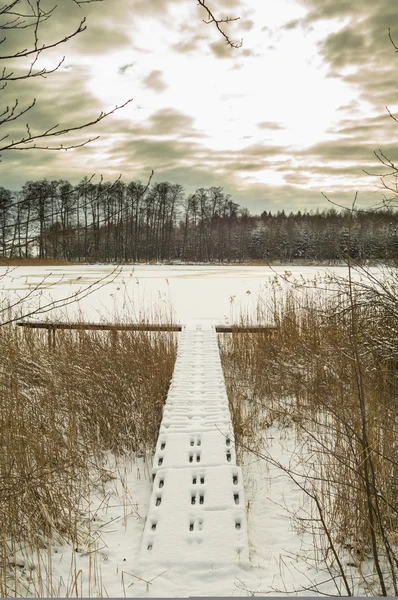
[0,18,86,59]
[0,0,133,156]
[197,0,242,49]
[388,27,398,52]
[0,98,133,153]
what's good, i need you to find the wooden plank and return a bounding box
[17,321,182,332]
[17,321,277,333]
[215,325,277,333]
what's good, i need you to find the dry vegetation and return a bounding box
[0,324,176,596]
[0,259,77,267]
[220,267,398,596]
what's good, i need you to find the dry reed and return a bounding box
[220,272,398,595]
[0,321,177,596]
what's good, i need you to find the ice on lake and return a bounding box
[0,263,372,324]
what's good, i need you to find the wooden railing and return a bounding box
[17,320,277,348]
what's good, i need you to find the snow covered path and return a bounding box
[137,323,249,569]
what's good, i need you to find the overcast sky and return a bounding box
[1,0,398,213]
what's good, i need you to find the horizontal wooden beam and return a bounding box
[215,325,277,333]
[17,321,277,333]
[17,321,182,332]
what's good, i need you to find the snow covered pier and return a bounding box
[138,323,249,567]
[17,318,252,568]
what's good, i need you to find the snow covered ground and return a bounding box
[1,265,371,596]
[26,431,336,597]
[0,263,370,326]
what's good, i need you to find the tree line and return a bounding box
[1,178,398,263]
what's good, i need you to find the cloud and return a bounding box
[282,19,300,30]
[330,112,394,140]
[230,182,367,214]
[1,0,394,216]
[0,63,109,148]
[300,0,366,23]
[241,19,255,31]
[209,38,257,59]
[294,0,398,108]
[241,47,259,57]
[344,68,398,106]
[257,121,285,131]
[172,34,207,54]
[301,139,398,163]
[209,40,234,58]
[142,70,168,92]
[42,1,135,54]
[111,137,195,170]
[0,121,386,213]
[323,28,366,69]
[147,108,196,136]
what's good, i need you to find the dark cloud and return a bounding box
[241,47,259,57]
[209,40,234,58]
[172,34,207,54]
[111,137,194,170]
[323,28,367,69]
[209,41,256,59]
[344,68,398,106]
[0,120,386,212]
[337,101,360,114]
[147,108,196,136]
[142,70,168,92]
[295,0,398,107]
[330,112,393,139]
[257,121,284,131]
[241,19,255,31]
[301,0,368,23]
[282,19,300,31]
[3,0,186,60]
[301,139,398,163]
[296,164,375,178]
[41,1,135,55]
[231,183,368,214]
[0,62,112,147]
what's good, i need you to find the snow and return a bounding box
[1,265,371,596]
[137,326,249,575]
[0,263,372,325]
[18,432,333,597]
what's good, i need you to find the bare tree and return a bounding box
[0,0,132,156]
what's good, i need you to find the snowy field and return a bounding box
[0,263,371,325]
[1,264,373,597]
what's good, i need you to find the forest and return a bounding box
[1,177,398,263]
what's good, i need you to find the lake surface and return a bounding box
[0,263,376,324]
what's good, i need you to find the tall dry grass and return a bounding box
[0,259,76,267]
[220,272,398,595]
[0,322,177,596]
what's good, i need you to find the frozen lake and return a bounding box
[0,263,373,324]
